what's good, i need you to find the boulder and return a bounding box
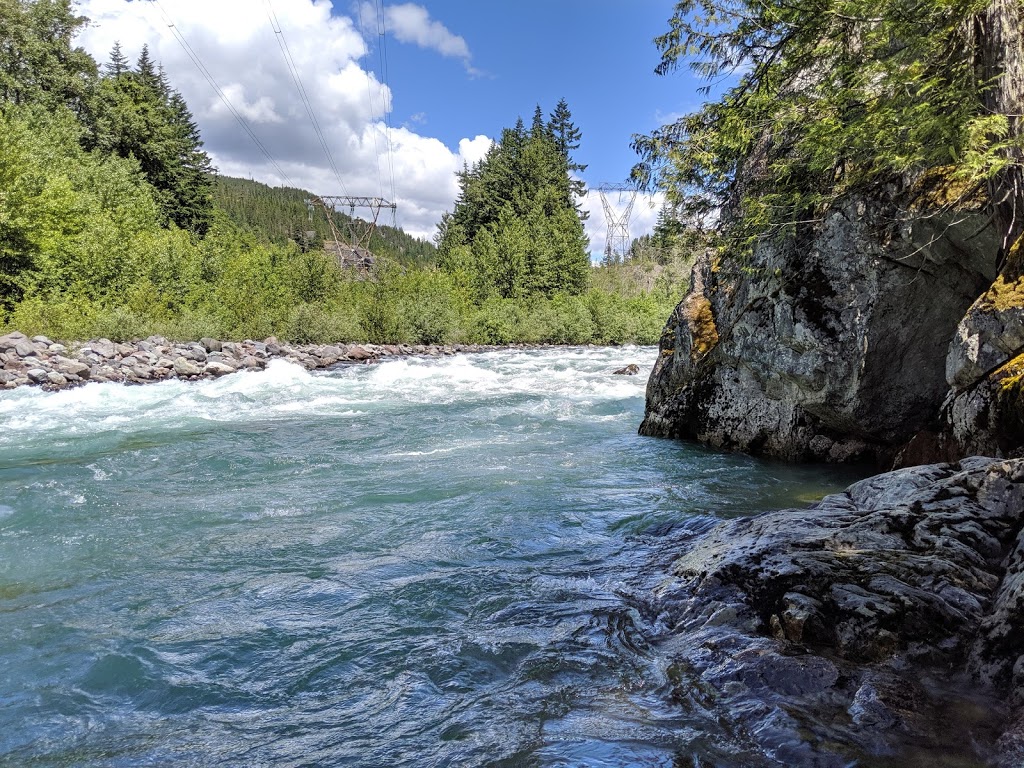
[642,457,1024,765]
[641,196,997,464]
[613,363,641,375]
[346,344,373,361]
[172,357,202,377]
[204,360,236,377]
[13,341,36,358]
[0,331,27,352]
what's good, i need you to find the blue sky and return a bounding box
[76,0,707,254]
[369,1,701,186]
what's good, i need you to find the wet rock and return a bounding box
[26,368,49,384]
[643,457,1024,765]
[613,363,641,375]
[45,371,67,387]
[347,344,373,361]
[239,355,264,370]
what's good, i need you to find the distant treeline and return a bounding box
[1,0,692,346]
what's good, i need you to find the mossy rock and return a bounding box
[979,274,1024,312]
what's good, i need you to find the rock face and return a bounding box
[640,457,1024,765]
[640,196,997,464]
[941,273,1024,459]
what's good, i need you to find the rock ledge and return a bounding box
[639,457,1024,766]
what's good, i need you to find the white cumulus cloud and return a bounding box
[356,1,478,74]
[74,0,489,241]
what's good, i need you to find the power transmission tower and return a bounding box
[306,195,397,269]
[597,184,638,265]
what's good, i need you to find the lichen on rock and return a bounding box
[640,193,998,464]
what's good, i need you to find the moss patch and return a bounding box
[991,352,1024,455]
[978,274,1024,312]
[683,294,719,361]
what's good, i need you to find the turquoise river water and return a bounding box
[0,346,866,767]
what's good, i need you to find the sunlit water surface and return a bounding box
[0,347,865,767]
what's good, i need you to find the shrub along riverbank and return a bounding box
[1,232,677,346]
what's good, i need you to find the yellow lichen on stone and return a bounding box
[994,352,1024,393]
[991,353,1024,452]
[908,165,983,211]
[683,294,719,361]
[978,274,1024,312]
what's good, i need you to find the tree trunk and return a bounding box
[977,0,1024,276]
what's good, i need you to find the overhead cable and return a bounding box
[264,0,350,197]
[147,0,295,187]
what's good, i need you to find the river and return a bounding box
[0,346,864,767]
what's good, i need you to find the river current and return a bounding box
[0,346,864,767]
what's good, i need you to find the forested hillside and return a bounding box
[0,0,688,346]
[212,176,438,267]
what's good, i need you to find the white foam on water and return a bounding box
[0,348,656,449]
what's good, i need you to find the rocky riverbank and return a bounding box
[0,330,502,391]
[634,457,1024,766]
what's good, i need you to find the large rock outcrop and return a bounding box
[636,457,1024,766]
[941,273,1024,459]
[640,194,997,465]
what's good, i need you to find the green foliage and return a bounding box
[0,0,95,117]
[212,175,438,267]
[632,0,1022,260]
[0,105,160,307]
[438,102,590,298]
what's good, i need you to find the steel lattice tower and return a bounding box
[597,184,638,264]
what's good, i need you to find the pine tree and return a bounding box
[91,47,215,237]
[104,41,129,77]
[438,103,590,298]
[531,104,546,137]
[547,98,588,216]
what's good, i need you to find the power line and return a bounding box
[354,2,385,199]
[264,0,349,197]
[147,0,294,187]
[375,0,399,228]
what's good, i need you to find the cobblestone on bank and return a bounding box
[0,330,497,391]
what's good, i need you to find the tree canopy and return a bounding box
[633,0,1024,271]
[436,101,591,300]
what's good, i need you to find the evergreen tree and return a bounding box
[633,0,1024,272]
[90,46,214,237]
[547,98,588,216]
[530,104,546,137]
[438,103,590,299]
[104,41,129,78]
